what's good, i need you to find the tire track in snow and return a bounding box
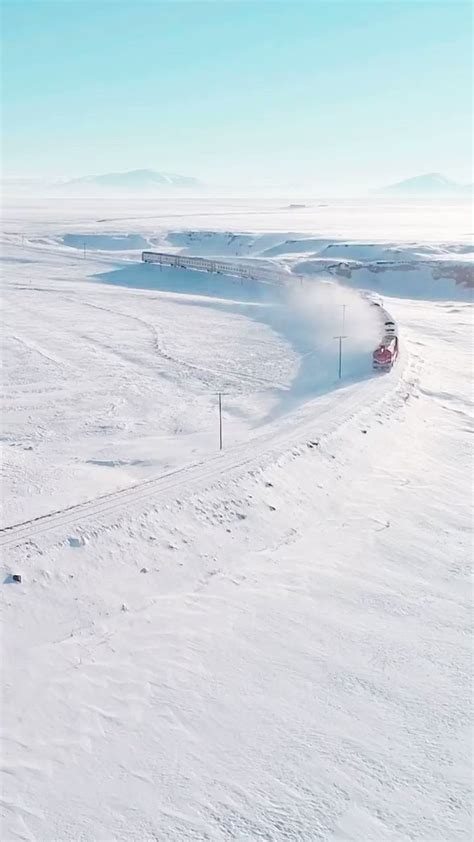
[7,334,74,371]
[76,298,289,392]
[10,289,285,392]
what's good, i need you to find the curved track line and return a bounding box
[2,251,403,549]
[1,349,411,550]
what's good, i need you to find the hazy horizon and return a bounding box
[2,170,473,201]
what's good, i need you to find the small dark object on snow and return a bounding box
[140,567,148,573]
[265,481,273,488]
[12,574,22,583]
[361,429,367,434]
[269,505,276,512]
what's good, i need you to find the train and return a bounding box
[141,250,250,276]
[141,250,290,286]
[373,334,399,371]
[367,297,399,371]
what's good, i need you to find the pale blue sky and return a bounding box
[2,0,472,189]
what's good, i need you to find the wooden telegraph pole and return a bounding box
[334,304,348,380]
[218,392,223,450]
[334,334,347,379]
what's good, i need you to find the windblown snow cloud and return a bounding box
[287,281,381,354]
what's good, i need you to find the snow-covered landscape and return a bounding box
[1,196,472,840]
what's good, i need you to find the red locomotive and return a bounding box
[373,335,399,371]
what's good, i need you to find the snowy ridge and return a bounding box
[53,226,472,298]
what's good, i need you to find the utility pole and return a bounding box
[334,334,347,379]
[213,391,230,450]
[334,304,348,380]
[218,392,223,451]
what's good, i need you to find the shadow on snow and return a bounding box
[93,262,379,424]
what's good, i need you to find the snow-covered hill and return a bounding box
[376,172,471,196]
[1,170,204,197]
[60,168,203,194]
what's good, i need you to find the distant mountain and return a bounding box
[1,169,204,196]
[376,173,471,197]
[59,169,203,193]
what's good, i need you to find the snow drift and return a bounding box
[63,233,151,251]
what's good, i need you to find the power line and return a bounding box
[218,392,223,451]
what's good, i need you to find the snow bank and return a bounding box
[295,261,473,301]
[95,262,279,303]
[63,233,151,251]
[263,239,474,262]
[262,237,335,257]
[349,264,474,300]
[165,230,299,257]
[319,243,414,262]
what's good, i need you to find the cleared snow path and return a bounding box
[0,351,406,549]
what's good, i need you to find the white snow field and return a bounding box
[1,199,472,841]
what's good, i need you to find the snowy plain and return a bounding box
[1,197,472,841]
